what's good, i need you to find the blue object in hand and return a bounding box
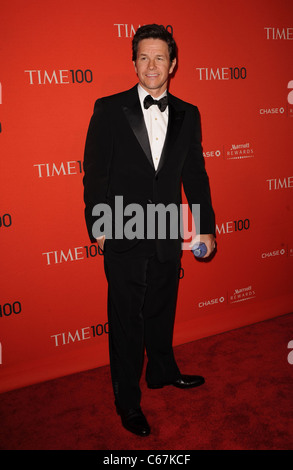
[191,242,207,258]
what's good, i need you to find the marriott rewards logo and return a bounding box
[204,142,255,160]
[198,284,256,309]
[91,196,199,250]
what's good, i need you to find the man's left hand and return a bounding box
[190,234,216,259]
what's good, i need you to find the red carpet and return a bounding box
[0,313,292,450]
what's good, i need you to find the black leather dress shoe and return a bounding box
[147,374,205,389]
[116,406,150,437]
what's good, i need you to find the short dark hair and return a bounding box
[132,24,177,63]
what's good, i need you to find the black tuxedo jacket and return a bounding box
[83,85,215,262]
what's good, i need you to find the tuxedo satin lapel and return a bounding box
[122,101,154,169]
[156,102,185,173]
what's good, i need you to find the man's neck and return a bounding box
[138,83,167,99]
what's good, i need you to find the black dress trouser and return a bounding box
[103,240,181,410]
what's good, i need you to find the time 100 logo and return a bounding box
[0,302,22,318]
[24,69,93,85]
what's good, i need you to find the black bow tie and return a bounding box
[143,94,168,112]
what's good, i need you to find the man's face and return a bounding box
[133,38,176,98]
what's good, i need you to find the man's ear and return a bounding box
[133,61,137,74]
[169,58,177,74]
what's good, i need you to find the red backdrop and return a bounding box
[1,0,293,393]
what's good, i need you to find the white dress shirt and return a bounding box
[137,84,168,170]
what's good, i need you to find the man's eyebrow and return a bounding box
[138,53,165,57]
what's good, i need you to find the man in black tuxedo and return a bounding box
[83,24,216,437]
